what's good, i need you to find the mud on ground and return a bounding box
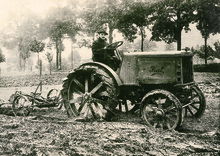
[0,72,219,155]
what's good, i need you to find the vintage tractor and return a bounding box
[61,41,206,130]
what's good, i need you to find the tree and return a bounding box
[213,41,220,58]
[117,0,153,51]
[0,14,42,71]
[194,0,220,64]
[18,38,31,71]
[0,48,5,77]
[40,7,80,70]
[191,41,220,61]
[150,0,196,51]
[29,39,45,65]
[45,52,53,75]
[191,44,215,59]
[83,0,122,44]
[0,48,5,63]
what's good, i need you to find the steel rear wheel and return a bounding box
[141,90,182,130]
[184,85,206,118]
[62,65,119,120]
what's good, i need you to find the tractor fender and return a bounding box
[78,62,122,86]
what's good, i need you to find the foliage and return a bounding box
[0,14,42,70]
[191,41,220,59]
[120,38,157,52]
[117,1,151,41]
[0,48,5,63]
[191,45,214,59]
[45,52,53,74]
[82,0,122,43]
[150,0,196,50]
[18,38,31,61]
[195,0,220,39]
[29,39,45,53]
[194,0,220,64]
[40,7,81,70]
[116,0,153,51]
[213,41,220,55]
[45,52,53,63]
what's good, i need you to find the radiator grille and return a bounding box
[182,56,193,83]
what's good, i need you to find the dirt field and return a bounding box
[0,72,219,155]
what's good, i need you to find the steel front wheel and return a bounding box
[141,90,183,130]
[184,85,206,118]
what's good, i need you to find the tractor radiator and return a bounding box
[182,56,194,83]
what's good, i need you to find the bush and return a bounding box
[194,63,220,72]
[191,41,220,59]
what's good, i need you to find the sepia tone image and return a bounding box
[0,0,219,155]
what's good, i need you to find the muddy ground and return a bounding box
[0,72,219,156]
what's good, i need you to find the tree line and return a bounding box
[0,0,219,71]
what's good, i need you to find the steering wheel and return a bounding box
[105,41,123,49]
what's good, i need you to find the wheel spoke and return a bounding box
[72,78,84,92]
[91,97,109,108]
[88,103,96,118]
[85,78,89,93]
[90,82,103,95]
[190,104,199,111]
[164,105,176,113]
[124,102,129,112]
[78,102,86,113]
[119,103,122,112]
[191,101,200,105]
[68,102,79,116]
[186,106,194,116]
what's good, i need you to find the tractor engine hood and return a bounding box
[119,50,194,85]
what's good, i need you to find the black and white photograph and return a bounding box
[0,0,219,155]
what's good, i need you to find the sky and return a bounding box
[0,0,219,74]
[0,0,68,29]
[0,0,219,49]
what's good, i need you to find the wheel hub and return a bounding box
[155,109,165,117]
[83,92,91,102]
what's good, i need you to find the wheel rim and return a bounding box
[12,96,31,116]
[67,69,116,119]
[141,90,182,130]
[184,86,206,118]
